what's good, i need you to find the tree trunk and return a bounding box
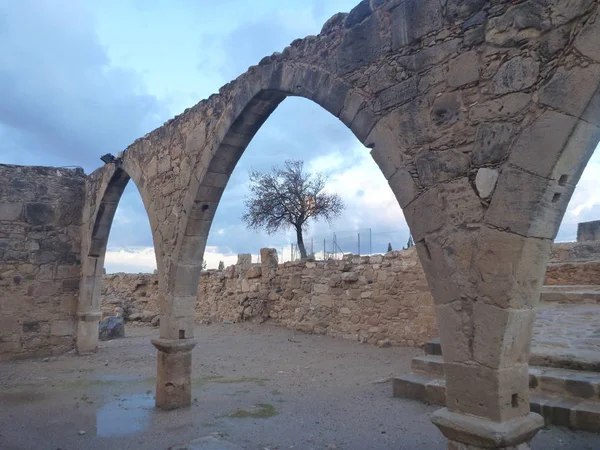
[296,226,308,259]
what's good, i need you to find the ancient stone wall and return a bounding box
[102,248,435,347]
[544,261,600,286]
[199,248,437,347]
[0,164,85,360]
[101,273,161,324]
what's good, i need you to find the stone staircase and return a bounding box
[393,338,600,433]
[540,285,600,305]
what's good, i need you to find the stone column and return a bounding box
[260,248,278,282]
[76,257,103,353]
[151,337,197,410]
[153,294,197,409]
[412,227,549,449]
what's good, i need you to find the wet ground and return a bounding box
[1,323,599,450]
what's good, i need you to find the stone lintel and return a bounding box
[431,408,543,448]
[77,311,102,322]
[151,338,197,354]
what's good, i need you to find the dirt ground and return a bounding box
[1,323,599,450]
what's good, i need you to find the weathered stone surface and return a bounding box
[508,110,578,179]
[0,165,84,360]
[490,57,539,95]
[475,168,499,199]
[575,15,600,62]
[447,51,480,88]
[469,93,531,121]
[472,122,517,166]
[539,65,600,119]
[416,150,470,187]
[99,316,125,341]
[374,77,418,112]
[336,13,382,74]
[391,0,443,49]
[0,202,22,221]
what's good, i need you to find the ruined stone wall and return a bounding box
[544,261,600,286]
[100,238,600,347]
[199,248,436,347]
[101,273,161,324]
[0,164,85,360]
[102,249,437,347]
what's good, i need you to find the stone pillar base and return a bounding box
[76,312,102,354]
[431,408,543,449]
[151,338,197,410]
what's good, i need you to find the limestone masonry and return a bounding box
[0,164,85,360]
[100,243,600,349]
[2,0,600,447]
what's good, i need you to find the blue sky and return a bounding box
[1,0,598,272]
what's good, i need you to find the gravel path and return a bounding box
[1,323,598,449]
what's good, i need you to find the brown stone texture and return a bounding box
[0,164,85,360]
[544,261,600,286]
[102,248,437,348]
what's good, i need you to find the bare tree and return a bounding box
[242,160,344,259]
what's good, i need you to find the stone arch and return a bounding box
[77,163,162,353]
[107,0,600,446]
[165,63,384,342]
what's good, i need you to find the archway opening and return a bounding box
[85,170,160,346]
[534,142,600,368]
[192,94,436,349]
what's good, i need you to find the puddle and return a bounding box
[96,394,153,437]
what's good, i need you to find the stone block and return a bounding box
[435,303,472,363]
[50,319,76,336]
[0,202,23,221]
[490,56,539,95]
[486,166,572,239]
[447,51,480,87]
[391,0,443,49]
[404,178,484,242]
[397,39,461,73]
[416,150,470,187]
[473,303,536,369]
[444,362,530,422]
[472,122,517,166]
[470,227,552,309]
[469,93,531,121]
[575,16,600,63]
[374,77,418,112]
[474,168,499,199]
[335,13,382,74]
[25,203,55,226]
[539,65,600,119]
[571,401,600,433]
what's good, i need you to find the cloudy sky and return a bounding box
[1,0,598,272]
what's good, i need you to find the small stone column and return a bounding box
[76,257,104,353]
[76,311,102,353]
[260,248,278,282]
[151,337,197,410]
[153,294,197,410]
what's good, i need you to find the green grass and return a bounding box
[225,403,278,419]
[193,375,268,388]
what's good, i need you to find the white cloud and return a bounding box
[103,245,260,273]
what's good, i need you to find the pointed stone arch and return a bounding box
[77,163,163,353]
[80,1,600,447]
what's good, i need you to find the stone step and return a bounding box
[540,286,600,304]
[423,338,600,372]
[392,374,600,432]
[411,355,600,401]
